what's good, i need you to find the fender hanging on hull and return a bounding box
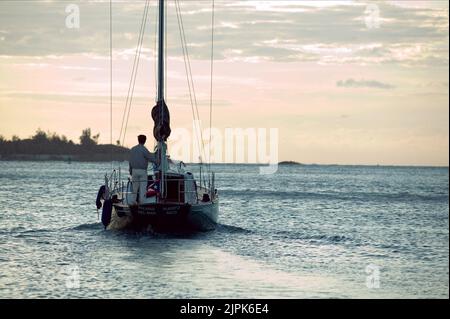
[101,199,113,229]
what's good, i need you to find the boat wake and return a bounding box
[215,223,253,234]
[70,222,102,231]
[273,231,354,244]
[69,222,354,249]
[69,221,253,239]
[10,228,55,238]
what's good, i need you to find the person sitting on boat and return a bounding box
[129,134,157,204]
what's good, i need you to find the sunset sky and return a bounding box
[0,0,448,165]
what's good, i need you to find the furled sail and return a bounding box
[151,100,171,142]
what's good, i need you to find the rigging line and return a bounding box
[154,0,158,102]
[181,13,206,166]
[110,0,113,166]
[176,0,207,164]
[165,0,167,104]
[174,1,194,118]
[119,0,148,144]
[123,1,149,145]
[174,2,198,154]
[174,0,204,165]
[177,2,200,123]
[122,0,150,146]
[122,4,149,146]
[208,0,215,167]
[153,0,158,151]
[118,0,149,145]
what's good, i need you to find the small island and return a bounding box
[278,161,303,165]
[0,128,129,162]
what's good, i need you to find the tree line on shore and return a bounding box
[0,129,129,161]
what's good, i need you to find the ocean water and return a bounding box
[0,161,448,298]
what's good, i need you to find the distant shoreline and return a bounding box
[2,130,447,168]
[0,157,447,169]
[0,153,127,162]
[0,129,129,162]
[278,161,303,165]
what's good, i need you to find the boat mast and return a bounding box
[157,0,164,102]
[157,0,166,198]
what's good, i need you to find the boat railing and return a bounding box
[117,178,215,204]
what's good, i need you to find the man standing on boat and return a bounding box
[129,135,157,204]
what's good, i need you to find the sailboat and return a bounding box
[96,0,219,232]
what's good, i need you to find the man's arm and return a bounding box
[144,148,157,163]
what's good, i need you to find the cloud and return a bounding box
[0,0,447,67]
[336,78,395,89]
